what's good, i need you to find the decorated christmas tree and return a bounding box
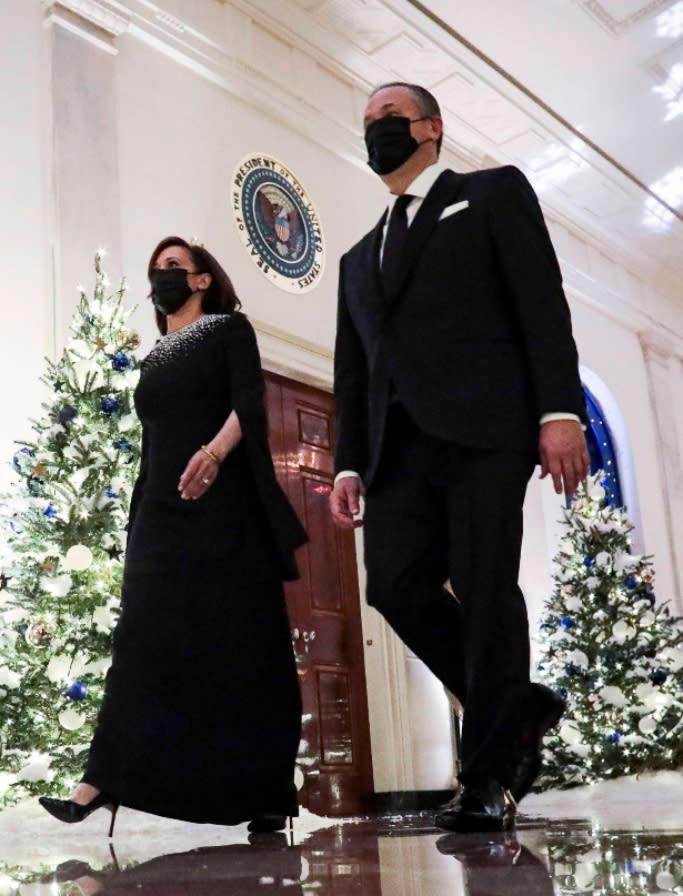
[537,473,683,788]
[0,251,141,807]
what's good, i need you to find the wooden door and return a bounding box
[264,372,374,816]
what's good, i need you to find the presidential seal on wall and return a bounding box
[231,154,325,294]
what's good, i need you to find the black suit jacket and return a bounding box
[334,165,586,488]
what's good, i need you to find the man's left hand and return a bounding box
[539,419,590,499]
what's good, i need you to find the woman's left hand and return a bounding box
[178,449,221,500]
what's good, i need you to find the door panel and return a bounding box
[318,669,355,765]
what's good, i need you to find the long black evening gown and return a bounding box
[84,312,307,825]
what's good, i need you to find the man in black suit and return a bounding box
[330,83,589,832]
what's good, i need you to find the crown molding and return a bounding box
[253,318,333,391]
[43,0,130,55]
[44,0,130,36]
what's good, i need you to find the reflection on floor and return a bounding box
[0,802,682,895]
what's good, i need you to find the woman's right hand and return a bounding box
[178,449,221,500]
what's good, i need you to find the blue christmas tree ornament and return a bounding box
[100,397,121,416]
[111,352,130,371]
[12,446,34,473]
[635,588,655,604]
[560,617,575,630]
[104,487,119,499]
[58,405,78,425]
[624,576,637,589]
[43,504,57,519]
[113,438,133,453]
[64,682,88,701]
[583,556,594,567]
[607,731,623,744]
[650,669,668,685]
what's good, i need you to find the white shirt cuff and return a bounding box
[334,470,361,485]
[540,412,586,431]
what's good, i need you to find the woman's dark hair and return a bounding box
[147,236,242,335]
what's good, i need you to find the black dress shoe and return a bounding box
[247,814,291,833]
[434,779,516,833]
[247,831,289,847]
[509,685,565,803]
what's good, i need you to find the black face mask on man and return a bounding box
[149,268,194,315]
[364,115,430,175]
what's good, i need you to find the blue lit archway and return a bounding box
[584,386,623,507]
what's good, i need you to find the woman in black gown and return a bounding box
[40,237,307,834]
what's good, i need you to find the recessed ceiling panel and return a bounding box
[371,32,456,84]
[576,0,674,36]
[323,0,404,52]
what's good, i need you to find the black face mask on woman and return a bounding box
[364,115,430,175]
[149,268,194,315]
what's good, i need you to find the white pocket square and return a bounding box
[438,200,470,221]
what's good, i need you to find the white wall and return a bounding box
[51,20,123,341]
[0,2,50,489]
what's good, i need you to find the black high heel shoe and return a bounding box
[39,792,119,838]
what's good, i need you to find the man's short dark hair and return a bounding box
[370,82,443,154]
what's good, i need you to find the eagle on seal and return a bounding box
[256,185,303,259]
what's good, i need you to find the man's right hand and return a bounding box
[330,476,365,528]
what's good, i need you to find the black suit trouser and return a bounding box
[363,404,536,788]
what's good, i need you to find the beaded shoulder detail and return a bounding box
[144,314,231,369]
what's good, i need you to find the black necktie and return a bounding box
[381,193,413,297]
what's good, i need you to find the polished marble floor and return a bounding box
[1,776,682,894]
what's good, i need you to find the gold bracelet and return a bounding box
[200,445,221,465]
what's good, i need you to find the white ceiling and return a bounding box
[420,0,683,198]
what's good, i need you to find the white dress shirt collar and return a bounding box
[386,161,448,213]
